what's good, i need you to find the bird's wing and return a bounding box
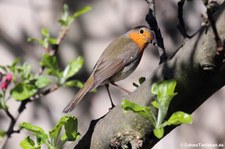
[92,38,140,86]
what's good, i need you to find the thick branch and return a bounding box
[75,2,225,149]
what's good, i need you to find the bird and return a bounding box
[63,26,154,113]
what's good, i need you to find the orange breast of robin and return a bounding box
[129,31,152,51]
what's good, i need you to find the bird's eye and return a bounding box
[139,29,144,34]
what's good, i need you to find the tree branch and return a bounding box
[145,1,168,64]
[177,0,192,38]
[205,1,224,60]
[75,1,225,148]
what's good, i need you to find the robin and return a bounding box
[63,26,154,113]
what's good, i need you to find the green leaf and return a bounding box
[42,27,56,47]
[65,57,84,78]
[20,137,36,149]
[151,80,177,120]
[61,57,84,84]
[42,38,49,49]
[64,80,83,88]
[20,122,48,145]
[151,79,177,98]
[41,28,49,37]
[0,129,6,138]
[151,80,178,135]
[73,6,92,19]
[40,54,57,69]
[0,92,7,110]
[40,54,60,76]
[49,125,62,146]
[151,101,159,109]
[165,111,192,126]
[61,116,80,141]
[9,58,20,73]
[49,116,80,145]
[28,28,56,48]
[48,38,57,45]
[59,5,91,27]
[58,4,70,26]
[153,127,164,139]
[27,38,44,46]
[11,83,37,101]
[0,65,7,73]
[21,63,32,80]
[121,99,151,120]
[151,83,159,95]
[158,95,177,110]
[35,76,51,88]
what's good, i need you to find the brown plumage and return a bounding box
[63,26,154,113]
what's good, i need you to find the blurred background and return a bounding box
[0,0,224,148]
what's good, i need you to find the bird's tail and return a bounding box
[63,76,95,113]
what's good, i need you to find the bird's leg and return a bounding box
[110,82,131,94]
[105,84,115,109]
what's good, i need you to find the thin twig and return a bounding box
[51,26,70,56]
[145,0,156,15]
[177,0,192,38]
[204,1,224,61]
[1,84,59,148]
[2,3,72,148]
[30,84,59,100]
[2,105,24,149]
[144,1,167,64]
[152,0,156,16]
[4,109,15,127]
[206,2,222,48]
[200,13,209,33]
